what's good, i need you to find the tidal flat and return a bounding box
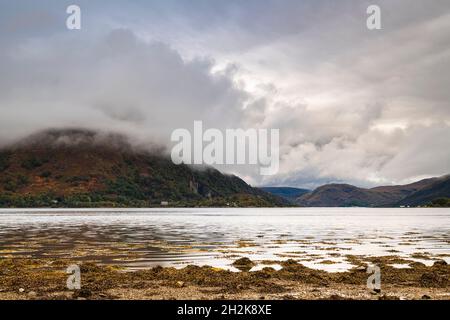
[0,256,448,300]
[0,208,449,300]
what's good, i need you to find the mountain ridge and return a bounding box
[294,176,450,207]
[0,129,287,208]
[397,175,450,206]
[1,129,448,208]
[260,187,310,203]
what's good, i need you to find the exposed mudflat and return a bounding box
[0,256,448,300]
[0,209,449,273]
[0,209,448,300]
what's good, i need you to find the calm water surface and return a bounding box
[0,208,449,272]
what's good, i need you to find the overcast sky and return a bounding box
[1,0,449,188]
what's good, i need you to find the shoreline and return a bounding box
[0,206,448,209]
[0,256,448,300]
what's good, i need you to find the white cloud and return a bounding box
[0,0,449,188]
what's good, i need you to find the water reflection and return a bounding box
[0,208,449,272]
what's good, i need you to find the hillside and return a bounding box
[296,177,449,207]
[0,129,287,208]
[397,175,450,206]
[296,184,391,207]
[260,187,310,203]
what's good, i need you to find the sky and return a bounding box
[0,0,449,188]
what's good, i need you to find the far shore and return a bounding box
[0,206,448,210]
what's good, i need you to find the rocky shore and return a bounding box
[0,256,448,300]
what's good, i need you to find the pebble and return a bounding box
[18,288,25,293]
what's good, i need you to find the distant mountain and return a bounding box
[0,129,287,208]
[260,187,310,203]
[397,175,450,207]
[296,183,393,207]
[2,129,447,208]
[296,177,449,207]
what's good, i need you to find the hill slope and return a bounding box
[397,175,450,206]
[260,187,310,203]
[296,177,447,207]
[0,129,287,208]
